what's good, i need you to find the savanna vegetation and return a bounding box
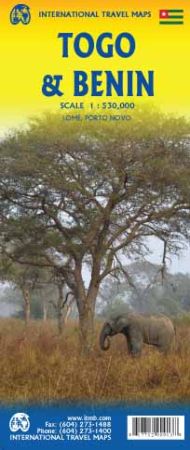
[0,318,190,405]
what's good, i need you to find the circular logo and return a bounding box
[9,413,30,432]
[10,4,31,25]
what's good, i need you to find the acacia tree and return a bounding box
[0,258,42,326]
[0,110,190,351]
[0,255,55,324]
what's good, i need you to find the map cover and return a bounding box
[0,0,190,448]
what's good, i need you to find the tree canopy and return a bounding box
[0,109,190,351]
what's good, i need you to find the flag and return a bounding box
[159,9,184,25]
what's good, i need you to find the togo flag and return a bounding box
[159,9,184,24]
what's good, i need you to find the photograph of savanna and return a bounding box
[0,109,190,404]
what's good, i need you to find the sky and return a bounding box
[145,238,190,275]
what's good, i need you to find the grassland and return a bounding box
[0,318,190,405]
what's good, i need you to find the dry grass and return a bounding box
[0,318,190,405]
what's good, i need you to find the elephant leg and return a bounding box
[128,328,143,356]
[156,334,173,354]
[125,335,133,354]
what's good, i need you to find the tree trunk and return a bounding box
[74,262,99,353]
[63,297,74,326]
[78,306,95,354]
[43,299,48,321]
[57,284,64,335]
[22,287,31,327]
[77,287,98,354]
[57,312,63,334]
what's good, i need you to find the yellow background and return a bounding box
[1,0,189,133]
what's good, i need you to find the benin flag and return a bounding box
[159,9,184,24]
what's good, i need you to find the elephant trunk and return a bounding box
[99,323,112,351]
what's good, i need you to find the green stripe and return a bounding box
[168,9,183,12]
[168,15,184,18]
[159,20,183,24]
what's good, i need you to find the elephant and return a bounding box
[99,313,175,355]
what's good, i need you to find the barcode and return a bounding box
[127,416,185,440]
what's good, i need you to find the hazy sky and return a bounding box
[145,237,190,275]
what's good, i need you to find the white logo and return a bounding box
[9,413,30,432]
